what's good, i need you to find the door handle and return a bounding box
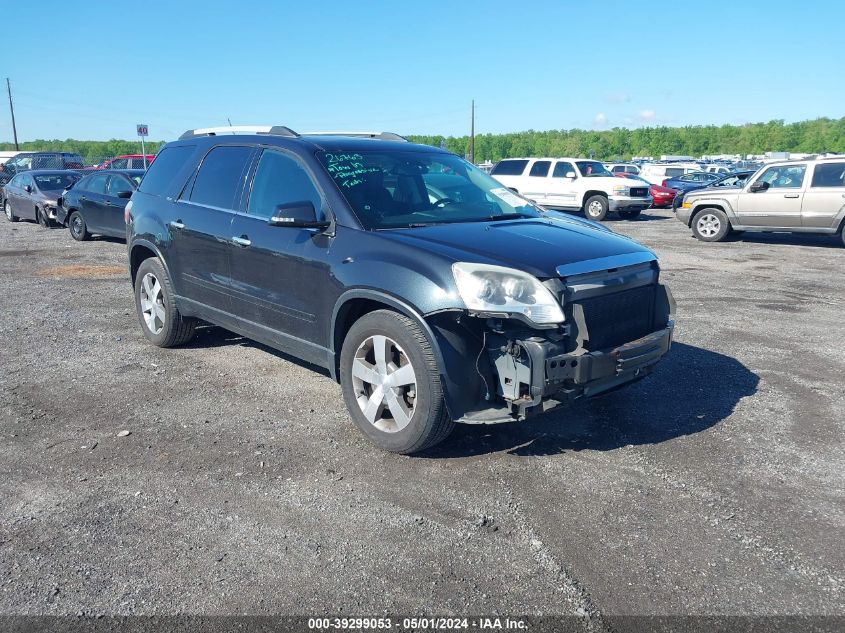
[169,220,185,230]
[783,194,800,198]
[80,195,87,201]
[231,236,251,247]
[104,201,114,206]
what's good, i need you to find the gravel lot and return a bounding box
[0,209,843,623]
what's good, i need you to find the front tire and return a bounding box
[4,201,18,223]
[340,309,454,454]
[584,195,609,221]
[36,207,50,228]
[68,211,89,241]
[134,257,196,347]
[691,208,730,242]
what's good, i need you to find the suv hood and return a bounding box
[379,215,654,279]
[685,185,743,199]
[580,175,623,188]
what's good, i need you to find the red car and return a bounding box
[615,172,677,208]
[95,155,155,170]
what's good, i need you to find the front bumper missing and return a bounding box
[455,323,673,425]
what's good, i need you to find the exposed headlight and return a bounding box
[612,185,630,195]
[452,262,564,326]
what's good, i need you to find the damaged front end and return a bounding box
[431,253,675,424]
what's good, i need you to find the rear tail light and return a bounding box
[662,180,669,187]
[124,200,133,224]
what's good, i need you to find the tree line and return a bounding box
[409,117,845,162]
[2,117,842,165]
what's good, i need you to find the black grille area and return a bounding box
[630,187,649,197]
[575,285,656,350]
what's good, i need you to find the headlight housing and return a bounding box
[452,262,564,327]
[612,184,630,195]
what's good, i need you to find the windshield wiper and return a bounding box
[486,213,535,221]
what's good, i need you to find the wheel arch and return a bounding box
[330,289,463,420]
[689,203,729,227]
[129,240,171,285]
[582,190,608,208]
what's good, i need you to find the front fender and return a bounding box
[688,197,738,226]
[128,237,173,286]
[329,288,472,421]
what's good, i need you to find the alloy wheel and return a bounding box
[351,335,417,433]
[139,272,166,335]
[587,201,603,217]
[71,215,84,238]
[696,213,721,238]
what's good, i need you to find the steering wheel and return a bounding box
[431,197,456,208]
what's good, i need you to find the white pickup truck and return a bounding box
[490,158,652,221]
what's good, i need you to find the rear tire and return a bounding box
[584,195,609,221]
[134,257,196,347]
[340,309,454,454]
[68,211,89,241]
[4,201,18,223]
[840,223,845,248]
[691,208,730,242]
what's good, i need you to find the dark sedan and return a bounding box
[672,170,756,209]
[662,171,722,191]
[3,170,83,227]
[58,169,143,240]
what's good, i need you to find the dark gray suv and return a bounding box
[126,126,675,453]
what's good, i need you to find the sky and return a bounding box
[2,0,844,143]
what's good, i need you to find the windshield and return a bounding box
[317,150,541,229]
[576,161,612,177]
[34,173,80,191]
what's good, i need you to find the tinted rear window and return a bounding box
[188,145,254,210]
[529,161,551,177]
[665,168,685,177]
[811,162,845,188]
[491,159,528,176]
[138,145,195,196]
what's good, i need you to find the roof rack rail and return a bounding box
[178,125,299,140]
[303,131,408,142]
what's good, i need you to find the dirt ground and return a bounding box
[0,208,842,624]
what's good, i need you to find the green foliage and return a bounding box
[3,117,843,165]
[408,117,845,162]
[0,139,166,165]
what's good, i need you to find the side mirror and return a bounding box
[24,185,32,193]
[749,181,769,193]
[565,171,576,179]
[268,201,330,229]
[116,190,133,199]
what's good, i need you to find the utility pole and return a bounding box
[469,100,475,164]
[6,78,19,151]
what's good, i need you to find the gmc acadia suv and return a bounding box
[126,126,675,453]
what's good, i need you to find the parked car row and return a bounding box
[2,168,142,239]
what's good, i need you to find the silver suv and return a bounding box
[675,157,845,246]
